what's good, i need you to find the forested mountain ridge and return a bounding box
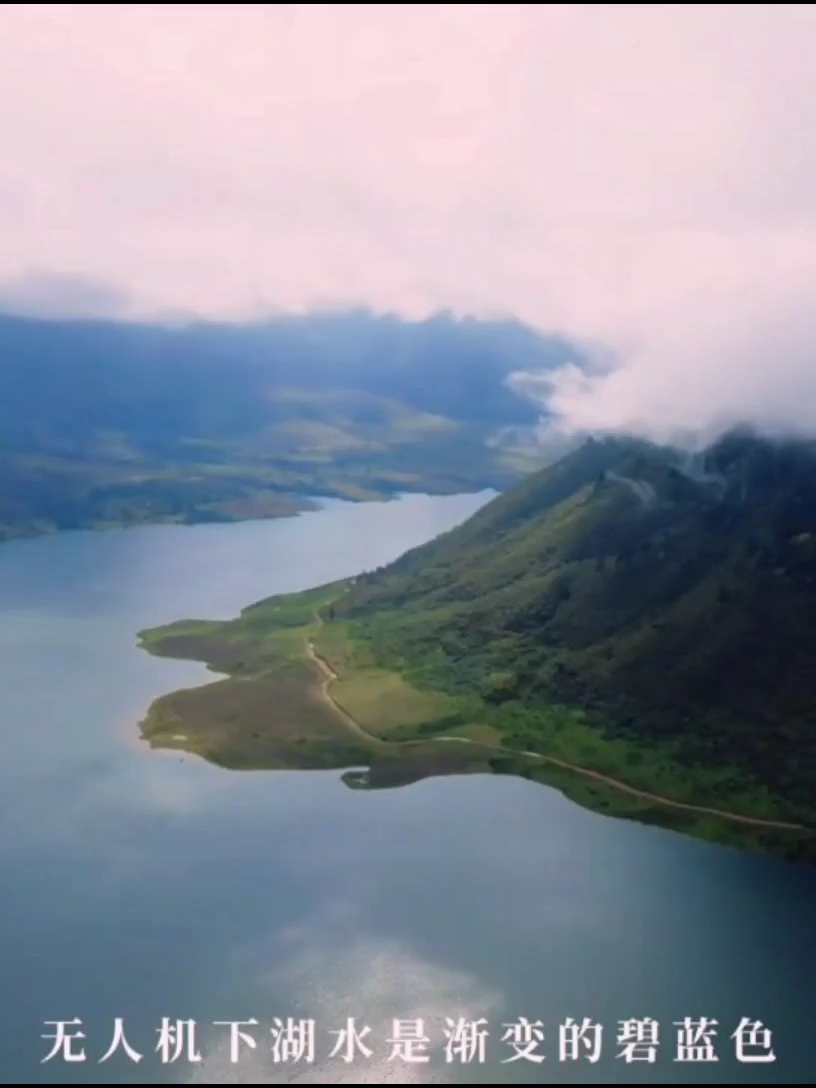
[332,429,816,830]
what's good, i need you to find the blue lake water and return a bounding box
[0,491,813,1084]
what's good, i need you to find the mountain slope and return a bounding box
[331,430,816,832]
[0,308,579,540]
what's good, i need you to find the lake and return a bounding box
[0,492,814,1085]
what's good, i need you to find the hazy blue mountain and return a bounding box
[0,308,580,539]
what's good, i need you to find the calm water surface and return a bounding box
[0,493,814,1085]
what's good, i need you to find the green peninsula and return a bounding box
[137,582,502,791]
[138,431,816,862]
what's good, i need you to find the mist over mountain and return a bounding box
[0,308,578,445]
[0,308,581,540]
[7,7,816,454]
[332,428,816,841]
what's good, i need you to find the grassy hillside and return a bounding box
[0,309,578,540]
[136,429,816,860]
[136,583,501,790]
[331,429,816,845]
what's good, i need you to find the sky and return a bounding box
[3,4,816,441]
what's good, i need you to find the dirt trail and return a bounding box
[307,613,808,833]
[306,633,389,748]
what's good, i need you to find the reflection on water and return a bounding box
[0,493,813,1084]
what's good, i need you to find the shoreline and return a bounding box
[307,609,807,834]
[135,579,816,861]
[0,483,498,550]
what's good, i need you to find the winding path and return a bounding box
[307,614,808,833]
[306,633,389,749]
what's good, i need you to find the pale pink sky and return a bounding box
[3,4,816,439]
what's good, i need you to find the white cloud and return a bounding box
[3,5,816,438]
[0,271,129,318]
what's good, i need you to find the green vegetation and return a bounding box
[0,457,322,540]
[137,427,816,863]
[0,309,578,541]
[136,583,499,787]
[0,392,541,541]
[326,429,816,858]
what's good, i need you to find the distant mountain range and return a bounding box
[332,428,816,844]
[0,308,580,540]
